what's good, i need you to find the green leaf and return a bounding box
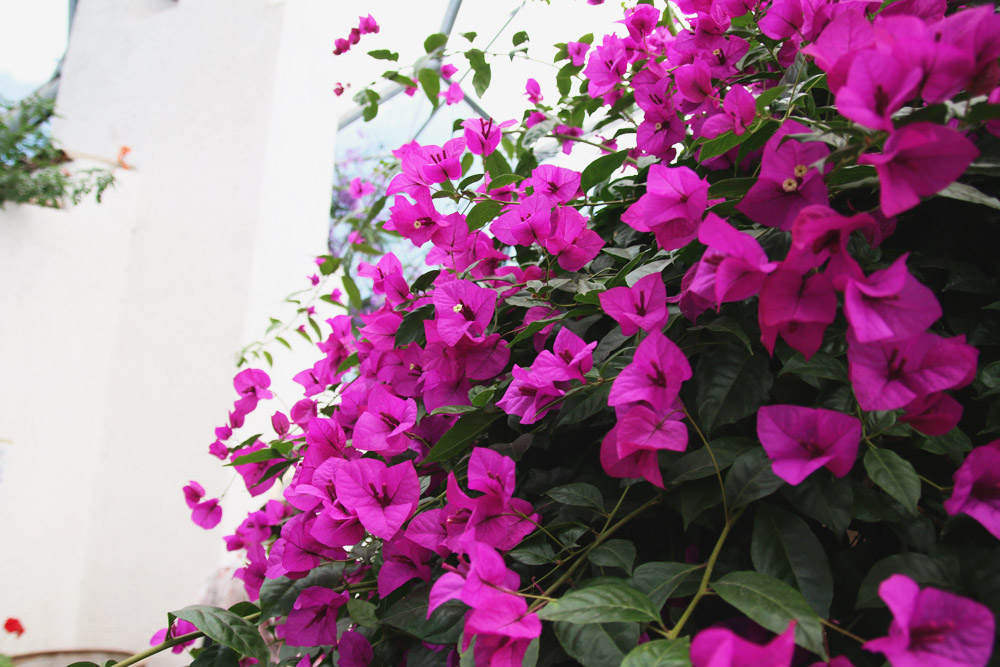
[424,33,448,53]
[487,173,524,190]
[580,150,630,192]
[512,30,529,46]
[171,605,268,664]
[621,638,692,667]
[547,482,606,512]
[662,438,755,485]
[588,539,637,574]
[863,447,920,515]
[395,304,435,347]
[736,119,781,165]
[347,598,379,628]
[259,563,344,619]
[694,316,754,354]
[342,273,363,310]
[422,411,502,464]
[628,562,701,610]
[707,177,756,200]
[712,571,827,659]
[466,200,503,230]
[509,535,557,565]
[751,503,833,617]
[418,68,441,106]
[755,86,787,113]
[554,621,640,667]
[855,553,953,609]
[381,587,466,644]
[936,181,1000,210]
[724,449,784,510]
[779,351,847,383]
[230,448,285,466]
[409,269,440,295]
[367,49,399,61]
[781,473,853,535]
[483,150,513,179]
[555,383,612,426]
[699,131,743,161]
[190,645,240,667]
[538,583,660,623]
[430,404,480,416]
[461,31,477,41]
[464,49,492,97]
[695,345,773,434]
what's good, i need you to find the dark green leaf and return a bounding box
[547,482,605,512]
[588,539,637,574]
[509,536,557,565]
[755,86,787,113]
[422,411,503,464]
[555,383,612,426]
[628,562,701,610]
[191,645,240,667]
[966,103,1000,122]
[712,572,826,659]
[464,49,491,97]
[736,119,781,165]
[724,449,784,510]
[381,587,466,644]
[699,131,743,162]
[461,31,477,41]
[347,598,379,628]
[487,173,524,190]
[781,473,853,535]
[707,177,756,200]
[172,605,268,663]
[936,182,1000,210]
[863,447,920,515]
[342,273,363,310]
[581,150,630,192]
[395,304,435,347]
[367,49,399,61]
[538,583,660,623]
[554,622,639,667]
[621,639,692,667]
[483,150,512,179]
[259,563,344,619]
[695,345,773,434]
[855,553,953,609]
[466,200,504,230]
[418,68,441,106]
[423,33,448,53]
[512,30,529,46]
[229,448,285,466]
[663,438,755,485]
[779,352,847,383]
[751,503,833,617]
[429,404,479,416]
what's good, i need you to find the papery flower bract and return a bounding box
[585,34,628,103]
[858,123,978,217]
[358,14,378,34]
[280,586,348,647]
[378,536,432,597]
[496,364,565,424]
[759,268,836,360]
[863,575,995,667]
[524,78,543,103]
[150,620,197,653]
[690,214,778,307]
[757,405,861,485]
[609,330,691,410]
[843,254,941,343]
[432,278,498,346]
[338,630,374,667]
[353,385,417,457]
[462,117,516,157]
[441,82,463,105]
[835,54,922,131]
[691,621,796,667]
[385,190,448,247]
[599,273,669,336]
[348,177,374,199]
[621,165,709,251]
[567,41,590,66]
[335,458,419,540]
[943,440,1000,539]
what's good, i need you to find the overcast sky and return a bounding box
[0,0,68,100]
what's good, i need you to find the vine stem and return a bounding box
[667,507,745,639]
[819,617,868,644]
[110,612,261,667]
[683,406,730,521]
[528,494,662,612]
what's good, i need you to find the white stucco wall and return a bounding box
[0,0,337,661]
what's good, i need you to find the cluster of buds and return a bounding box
[333,14,378,56]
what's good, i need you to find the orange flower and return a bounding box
[116,146,132,169]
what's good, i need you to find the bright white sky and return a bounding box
[0,0,68,99]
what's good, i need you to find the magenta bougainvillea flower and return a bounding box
[524,78,543,104]
[377,536,432,597]
[461,117,517,157]
[843,254,941,343]
[150,619,198,653]
[757,405,861,485]
[338,631,373,667]
[567,41,589,66]
[943,440,1000,539]
[737,121,830,230]
[621,165,710,251]
[334,459,419,540]
[352,385,417,457]
[599,273,668,336]
[432,278,498,346]
[280,586,348,647]
[835,55,922,131]
[858,123,978,216]
[864,574,995,667]
[183,480,222,529]
[759,268,836,360]
[609,330,691,410]
[690,621,796,667]
[848,332,977,411]
[688,214,777,308]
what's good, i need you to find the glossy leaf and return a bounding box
[538,582,660,623]
[621,639,692,667]
[171,605,268,664]
[863,448,920,516]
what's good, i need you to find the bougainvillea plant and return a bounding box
[98,2,1000,667]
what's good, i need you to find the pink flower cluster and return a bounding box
[333,14,379,56]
